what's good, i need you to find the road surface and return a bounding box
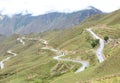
[87,28,105,63]
[0,50,17,69]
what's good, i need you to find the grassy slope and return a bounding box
[91,74,120,83]
[0,30,85,83]
[0,35,58,83]
[0,23,97,83]
[49,10,120,83]
[0,9,120,83]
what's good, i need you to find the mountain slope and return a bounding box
[42,9,120,83]
[0,8,120,83]
[0,6,103,35]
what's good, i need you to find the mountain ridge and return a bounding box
[0,7,103,35]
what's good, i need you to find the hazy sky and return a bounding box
[0,0,120,16]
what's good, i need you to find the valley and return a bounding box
[0,6,120,83]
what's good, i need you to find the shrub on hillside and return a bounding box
[91,39,99,48]
[104,36,109,42]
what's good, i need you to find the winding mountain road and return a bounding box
[17,37,89,73]
[7,50,17,56]
[87,28,105,63]
[41,44,89,73]
[0,50,17,69]
[0,28,105,73]
[53,52,89,73]
[42,47,89,73]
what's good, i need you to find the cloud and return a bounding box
[0,0,120,16]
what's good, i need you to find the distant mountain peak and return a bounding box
[85,6,103,13]
[86,6,98,10]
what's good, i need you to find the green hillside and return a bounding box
[47,9,120,83]
[0,9,120,83]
